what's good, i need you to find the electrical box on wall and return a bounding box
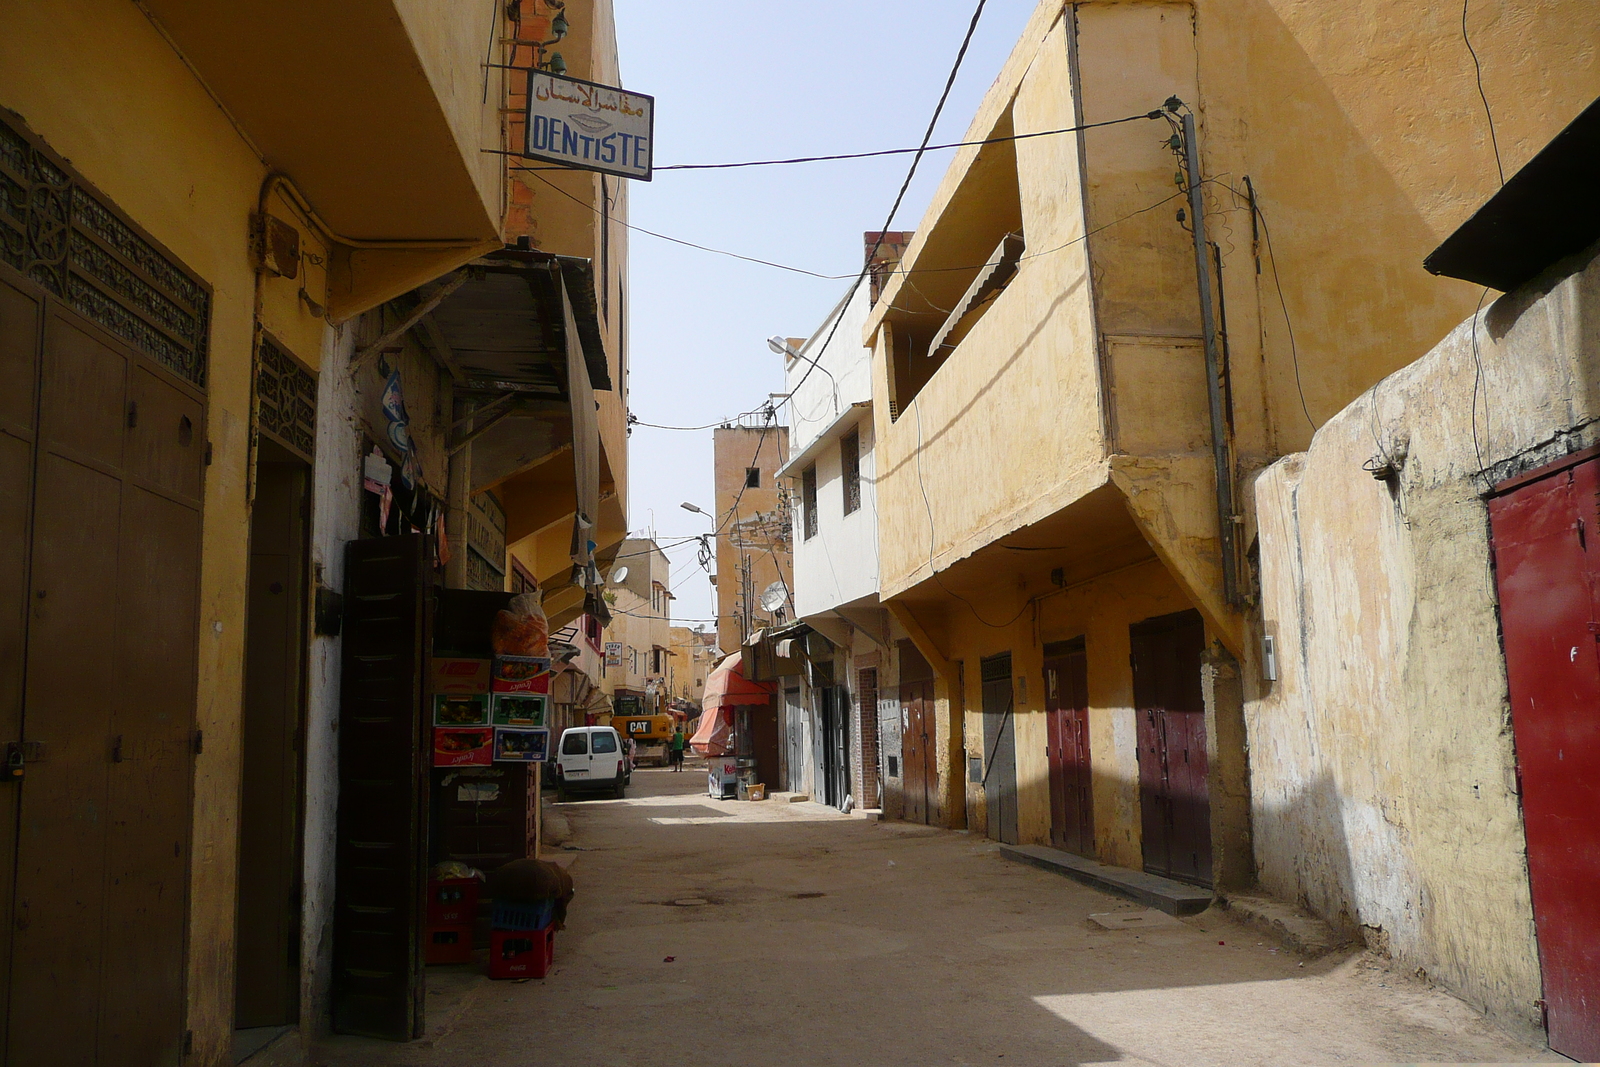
[1262,634,1278,681]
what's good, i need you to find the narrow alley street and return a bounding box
[311,765,1557,1067]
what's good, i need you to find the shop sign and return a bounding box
[604,641,622,667]
[524,72,654,181]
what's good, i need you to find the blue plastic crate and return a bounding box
[492,898,556,931]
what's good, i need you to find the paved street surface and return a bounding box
[312,764,1560,1067]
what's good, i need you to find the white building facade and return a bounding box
[776,274,910,815]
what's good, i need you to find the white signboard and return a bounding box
[524,72,654,181]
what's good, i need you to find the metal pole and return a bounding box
[1181,110,1239,606]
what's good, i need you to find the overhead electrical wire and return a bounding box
[653,112,1165,171]
[780,0,992,425]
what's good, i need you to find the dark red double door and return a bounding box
[1044,640,1092,856]
[1489,452,1600,1061]
[1130,610,1212,887]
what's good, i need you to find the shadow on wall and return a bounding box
[1253,771,1398,950]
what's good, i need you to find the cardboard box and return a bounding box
[432,658,490,695]
[491,655,551,694]
[433,727,493,768]
[434,693,490,727]
[747,783,767,802]
[493,726,550,763]
[492,692,547,726]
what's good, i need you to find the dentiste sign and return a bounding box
[523,72,654,181]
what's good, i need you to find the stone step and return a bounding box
[999,843,1214,916]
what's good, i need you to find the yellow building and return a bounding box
[598,537,673,715]
[711,421,792,651]
[667,625,717,706]
[867,0,1598,1035]
[0,0,631,1060]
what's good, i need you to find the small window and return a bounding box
[802,465,818,540]
[745,467,761,489]
[887,755,899,778]
[561,731,589,755]
[841,429,861,515]
[592,731,618,754]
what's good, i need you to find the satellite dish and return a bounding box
[609,566,630,584]
[759,581,789,613]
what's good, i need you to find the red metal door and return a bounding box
[1130,610,1212,886]
[1045,641,1093,856]
[1489,453,1600,1061]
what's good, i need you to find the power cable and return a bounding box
[1229,177,1316,434]
[1461,0,1505,186]
[653,113,1164,171]
[781,0,992,421]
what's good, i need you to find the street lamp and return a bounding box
[766,335,799,359]
[680,502,706,516]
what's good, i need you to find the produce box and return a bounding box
[432,657,490,694]
[433,726,494,767]
[434,693,489,727]
[491,655,551,694]
[493,692,547,726]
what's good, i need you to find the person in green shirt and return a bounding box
[669,728,686,771]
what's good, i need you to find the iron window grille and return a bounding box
[802,464,819,540]
[841,429,861,515]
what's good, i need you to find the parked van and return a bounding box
[554,726,630,800]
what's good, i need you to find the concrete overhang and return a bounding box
[140,0,503,316]
[775,401,872,480]
[889,483,1155,611]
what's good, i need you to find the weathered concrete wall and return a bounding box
[1191,0,1600,460]
[300,324,364,1042]
[1245,244,1600,1033]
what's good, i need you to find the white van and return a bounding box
[553,726,630,800]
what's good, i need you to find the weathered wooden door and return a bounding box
[1045,640,1093,856]
[333,535,432,1040]
[856,668,880,810]
[1131,610,1211,886]
[898,641,935,825]
[2,278,205,1066]
[236,445,310,1029]
[981,653,1018,845]
[1489,453,1600,1062]
[783,687,805,793]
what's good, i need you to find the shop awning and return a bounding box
[701,651,775,709]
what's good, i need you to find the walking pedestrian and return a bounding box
[669,727,686,771]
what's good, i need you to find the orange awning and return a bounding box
[700,651,775,709]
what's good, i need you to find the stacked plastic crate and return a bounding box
[489,898,557,979]
[425,876,481,964]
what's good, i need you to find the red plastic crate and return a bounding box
[426,924,474,965]
[427,878,481,926]
[488,925,554,979]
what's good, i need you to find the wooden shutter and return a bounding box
[333,534,432,1040]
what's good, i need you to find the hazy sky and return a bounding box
[612,0,1038,626]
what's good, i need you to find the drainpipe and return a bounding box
[1179,108,1240,607]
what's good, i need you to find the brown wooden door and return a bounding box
[1045,641,1093,856]
[980,654,1018,845]
[0,273,40,1062]
[898,641,935,825]
[1489,454,1600,1061]
[1130,610,1212,886]
[236,448,310,1028]
[4,288,204,1066]
[900,681,934,825]
[333,534,432,1040]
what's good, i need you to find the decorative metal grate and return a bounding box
[256,335,317,462]
[0,110,210,388]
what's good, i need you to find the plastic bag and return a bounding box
[492,590,550,658]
